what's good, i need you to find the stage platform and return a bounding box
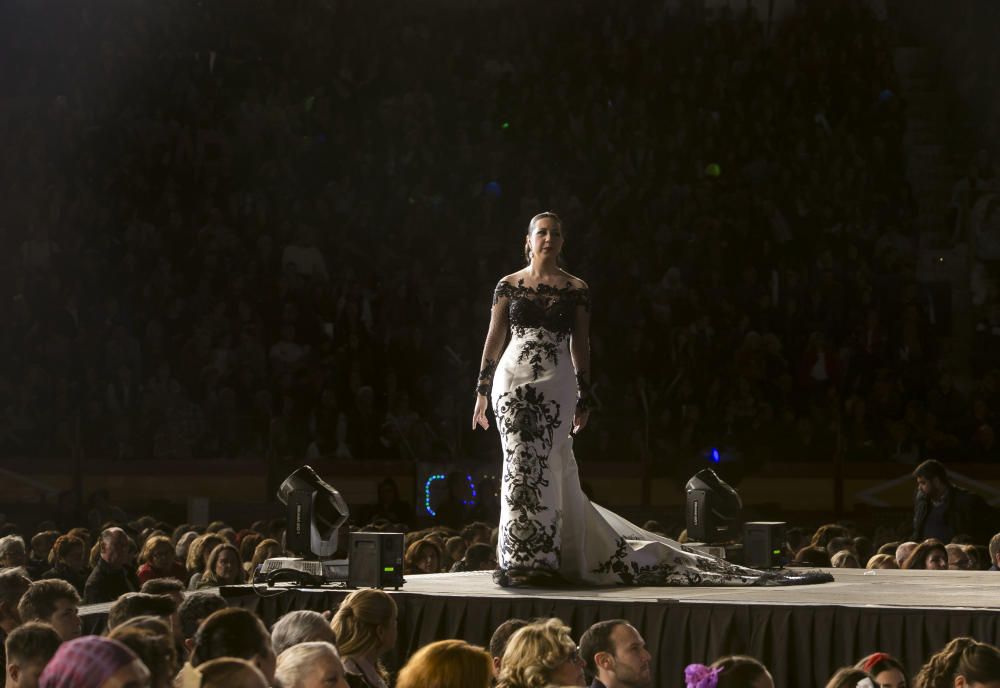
[82,568,1000,686]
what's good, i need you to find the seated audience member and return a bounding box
[856,652,907,688]
[238,534,263,575]
[853,536,874,565]
[831,551,861,568]
[792,546,831,567]
[108,623,176,688]
[174,533,199,568]
[106,593,176,632]
[138,578,185,647]
[811,525,851,550]
[0,538,28,571]
[198,657,269,688]
[83,528,139,604]
[826,537,856,559]
[189,608,276,686]
[684,656,774,688]
[246,539,284,582]
[38,636,150,688]
[26,533,59,581]
[16,580,81,641]
[3,622,61,688]
[877,541,901,557]
[902,540,949,570]
[137,536,187,585]
[449,543,496,572]
[444,537,466,569]
[946,543,973,570]
[185,535,225,589]
[0,569,31,666]
[275,641,350,688]
[895,542,918,568]
[177,591,227,650]
[488,618,528,675]
[496,618,586,688]
[825,667,873,688]
[403,539,442,575]
[461,523,493,547]
[331,589,399,688]
[579,619,653,688]
[40,536,87,594]
[866,554,899,570]
[988,533,1000,570]
[271,610,338,656]
[914,637,1000,687]
[195,544,245,589]
[396,639,492,688]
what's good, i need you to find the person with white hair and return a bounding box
[275,641,349,688]
[270,610,337,656]
[0,536,27,570]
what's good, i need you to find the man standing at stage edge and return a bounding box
[83,527,139,604]
[579,620,654,688]
[911,459,996,545]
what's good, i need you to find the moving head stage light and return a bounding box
[685,468,742,544]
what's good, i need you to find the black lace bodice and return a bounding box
[494,280,590,336]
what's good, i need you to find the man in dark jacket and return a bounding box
[83,527,139,604]
[579,619,653,688]
[911,459,996,544]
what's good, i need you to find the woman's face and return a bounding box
[873,667,906,688]
[215,549,240,581]
[63,545,85,572]
[527,217,563,262]
[150,543,174,571]
[548,646,586,687]
[416,548,439,574]
[925,549,948,570]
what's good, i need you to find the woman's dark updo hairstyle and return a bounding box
[190,607,270,667]
[711,655,770,688]
[524,212,563,265]
[856,652,907,684]
[914,637,1000,688]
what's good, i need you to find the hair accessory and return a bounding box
[684,663,721,688]
[856,679,875,688]
[861,652,891,673]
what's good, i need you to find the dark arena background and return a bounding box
[2,0,1000,687]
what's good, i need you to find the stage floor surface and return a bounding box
[399,567,1000,610]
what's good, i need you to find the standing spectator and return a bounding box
[911,460,996,544]
[3,622,62,688]
[579,619,653,688]
[16,579,81,641]
[83,528,140,604]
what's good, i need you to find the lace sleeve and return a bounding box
[571,287,592,410]
[475,281,512,396]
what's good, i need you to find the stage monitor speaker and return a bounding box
[743,521,786,568]
[347,532,404,589]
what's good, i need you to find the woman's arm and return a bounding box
[570,285,592,432]
[472,281,511,430]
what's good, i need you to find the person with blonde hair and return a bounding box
[496,618,585,688]
[866,553,899,570]
[330,589,398,688]
[247,539,284,582]
[396,639,493,688]
[913,637,1000,688]
[275,641,350,688]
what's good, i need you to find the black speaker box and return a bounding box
[347,532,405,589]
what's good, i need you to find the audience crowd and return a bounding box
[2,509,1000,687]
[2,0,995,471]
[3,457,1000,688]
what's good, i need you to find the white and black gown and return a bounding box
[477,278,832,586]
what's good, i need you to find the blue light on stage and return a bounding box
[710,448,721,463]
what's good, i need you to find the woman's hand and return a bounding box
[573,406,589,435]
[472,395,490,430]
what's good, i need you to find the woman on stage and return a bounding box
[473,212,831,587]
